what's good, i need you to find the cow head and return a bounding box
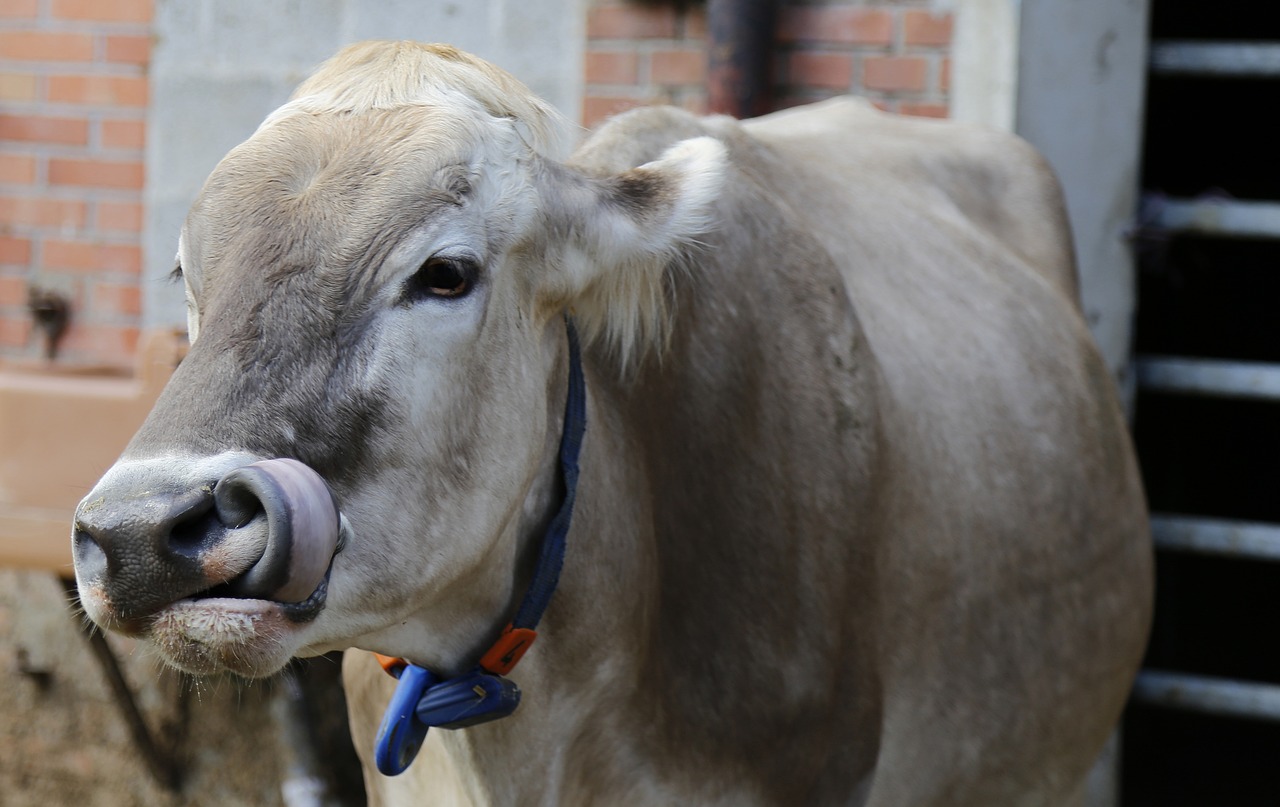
[71,42,723,678]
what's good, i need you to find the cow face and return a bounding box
[70,42,723,679]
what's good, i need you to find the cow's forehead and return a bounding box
[183,105,526,293]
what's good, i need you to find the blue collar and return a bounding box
[373,316,587,776]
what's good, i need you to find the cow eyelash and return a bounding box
[401,256,479,303]
[168,263,184,283]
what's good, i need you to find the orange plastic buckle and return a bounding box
[478,624,538,675]
[374,652,408,677]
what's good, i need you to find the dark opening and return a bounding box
[1123,2,1280,804]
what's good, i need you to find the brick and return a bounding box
[585,50,639,85]
[683,7,706,40]
[779,8,893,46]
[101,119,146,150]
[0,32,95,62]
[52,0,153,23]
[862,56,929,92]
[94,282,142,316]
[788,52,854,91]
[899,102,949,119]
[0,276,27,306]
[904,11,953,47]
[0,0,38,18]
[48,158,144,189]
[0,197,87,228]
[587,6,678,40]
[582,95,648,128]
[105,35,151,65]
[0,317,31,348]
[61,324,141,360]
[940,57,951,93]
[0,73,39,102]
[0,154,37,184]
[43,239,142,274]
[0,114,90,145]
[0,237,32,266]
[652,49,705,85]
[97,200,143,232]
[48,75,149,107]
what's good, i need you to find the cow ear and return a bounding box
[540,136,727,364]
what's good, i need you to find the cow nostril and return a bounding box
[213,475,267,528]
[163,489,219,557]
[168,506,222,558]
[72,521,108,579]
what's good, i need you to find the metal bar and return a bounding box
[1142,195,1280,239]
[707,0,781,118]
[1152,514,1280,562]
[1133,670,1280,722]
[1135,356,1280,401]
[1151,41,1280,77]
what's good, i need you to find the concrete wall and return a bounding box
[144,0,586,330]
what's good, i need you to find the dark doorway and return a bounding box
[1124,2,1280,804]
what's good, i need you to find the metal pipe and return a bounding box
[1135,355,1280,401]
[707,0,781,118]
[1152,514,1280,562]
[1140,194,1280,239]
[1133,670,1280,723]
[1151,41,1280,78]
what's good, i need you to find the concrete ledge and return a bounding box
[0,330,182,570]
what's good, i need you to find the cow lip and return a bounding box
[188,552,336,623]
[280,562,331,622]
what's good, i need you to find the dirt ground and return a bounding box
[0,569,365,806]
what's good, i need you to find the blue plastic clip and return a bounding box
[417,670,521,729]
[374,664,438,777]
[373,663,523,776]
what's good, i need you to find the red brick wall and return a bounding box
[584,0,952,128]
[0,0,151,369]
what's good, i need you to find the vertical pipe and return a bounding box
[707,0,781,118]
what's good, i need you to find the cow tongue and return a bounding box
[214,459,341,603]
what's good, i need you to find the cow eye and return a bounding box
[403,257,477,302]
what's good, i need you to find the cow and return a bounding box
[70,41,1152,806]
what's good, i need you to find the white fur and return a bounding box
[549,136,728,368]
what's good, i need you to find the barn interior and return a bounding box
[1125,1,1280,803]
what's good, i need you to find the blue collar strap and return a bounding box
[373,316,587,776]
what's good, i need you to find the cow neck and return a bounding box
[372,315,587,777]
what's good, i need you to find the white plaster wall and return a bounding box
[143,0,585,329]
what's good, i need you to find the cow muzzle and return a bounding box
[73,456,345,632]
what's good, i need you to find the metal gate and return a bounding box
[1123,3,1280,803]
